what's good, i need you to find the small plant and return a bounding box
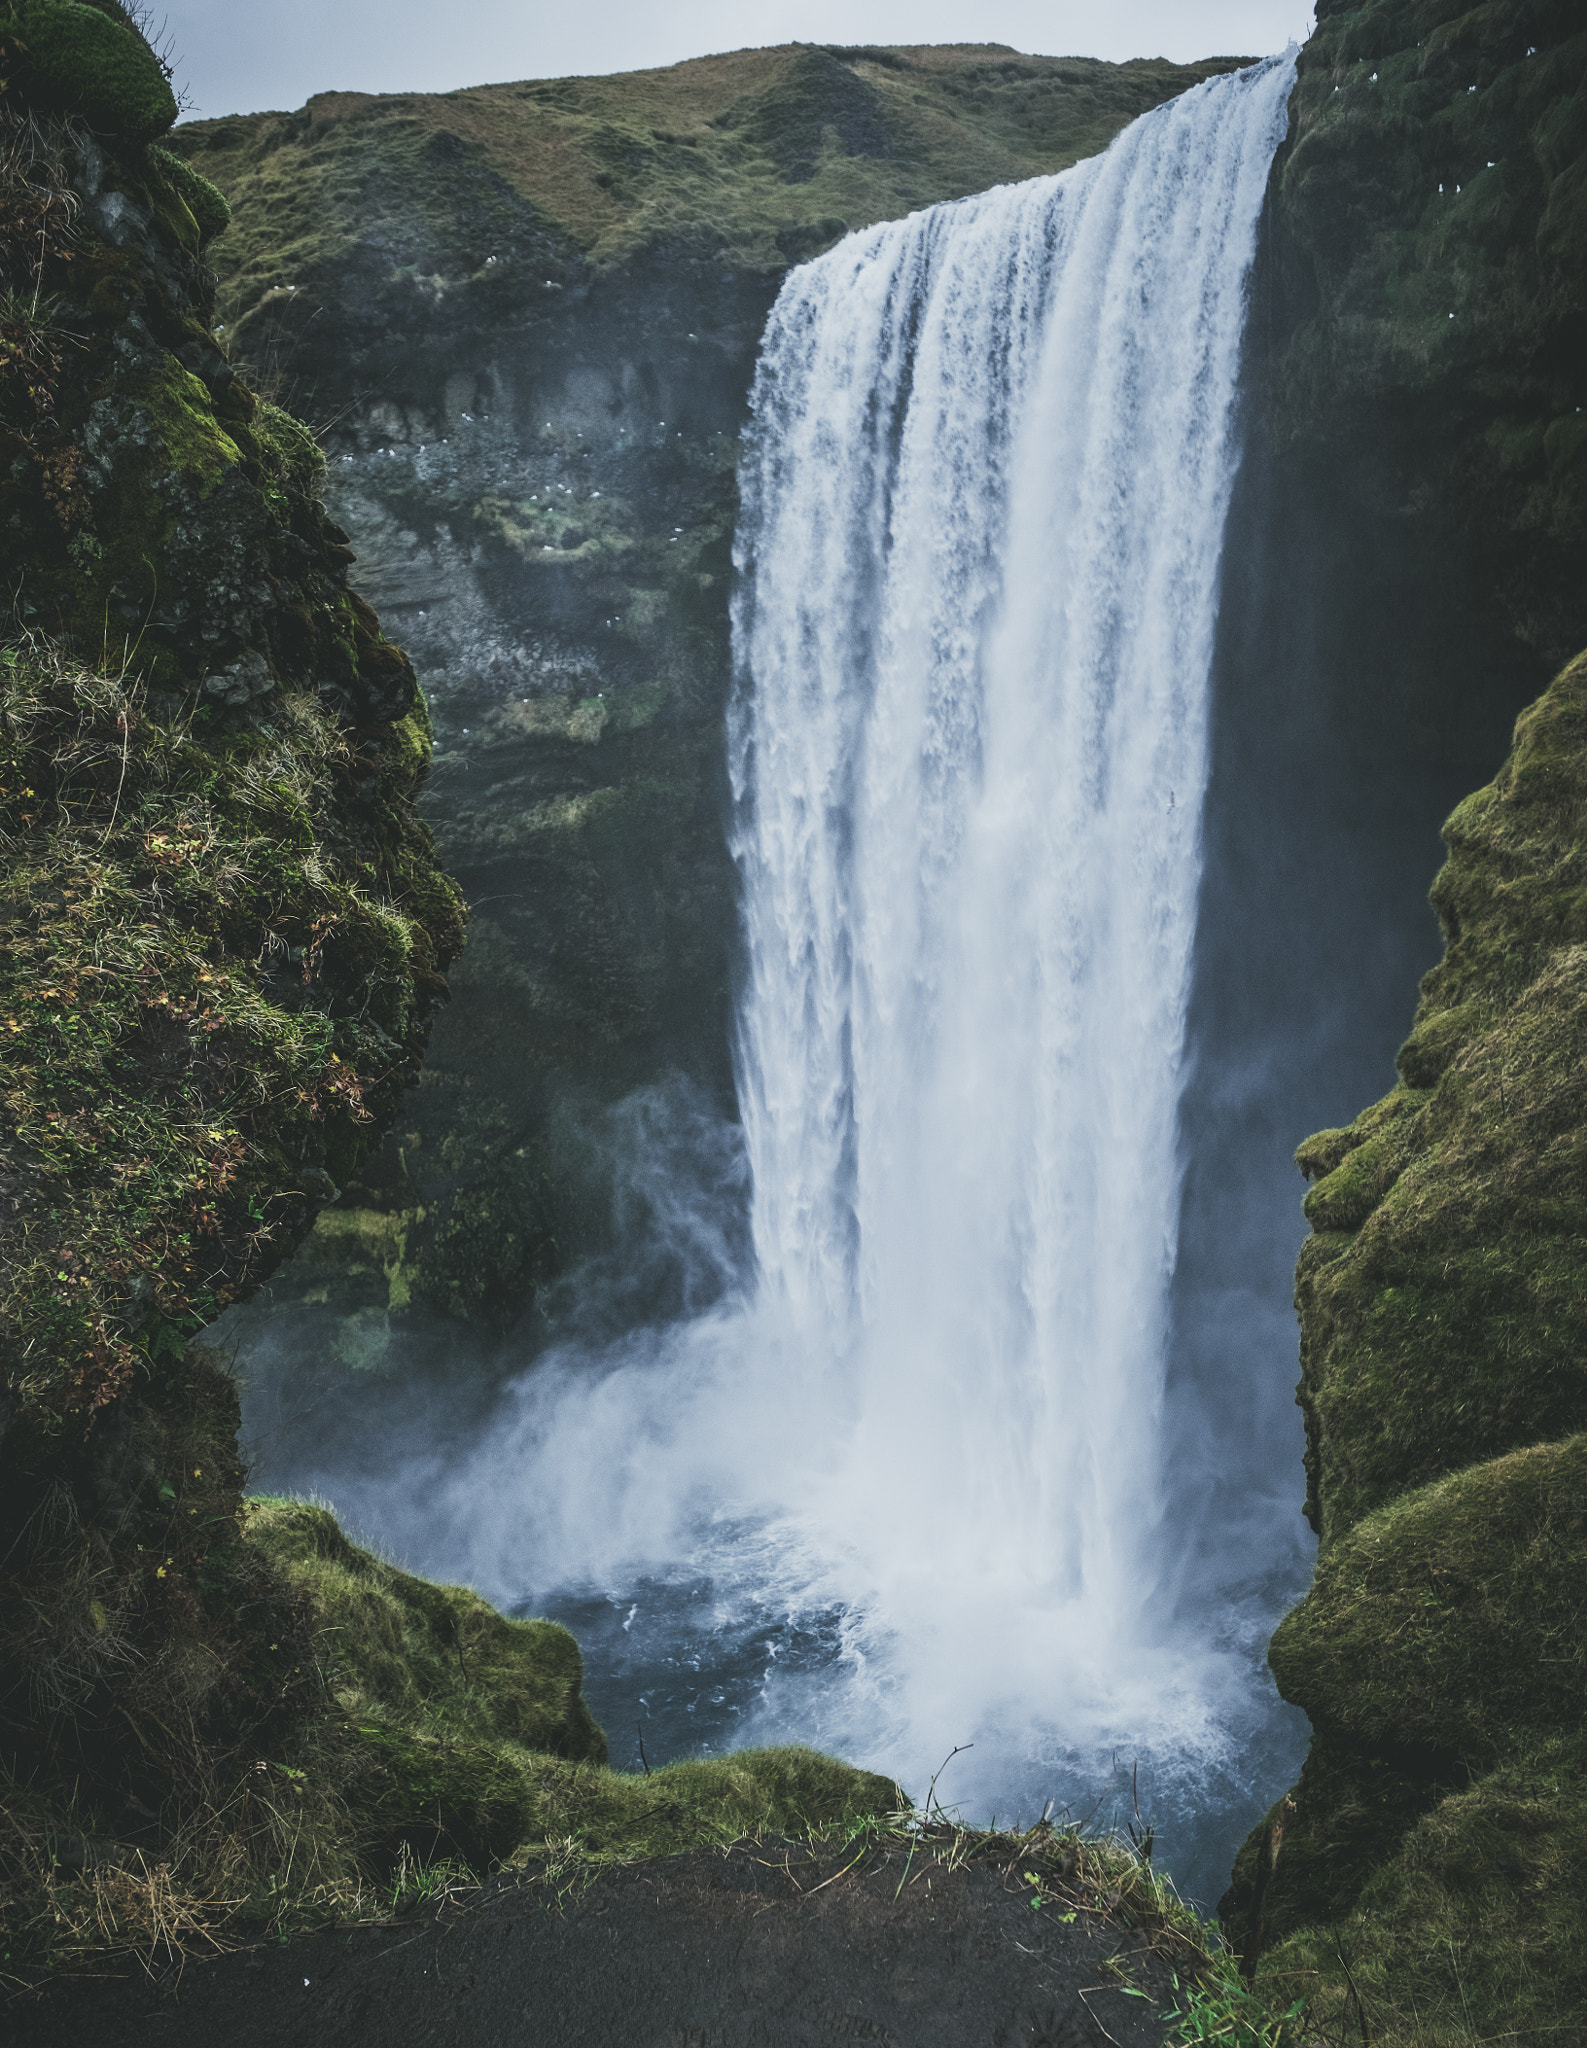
[387,1843,470,1916]
[1022,1869,1077,1921]
[1162,1953,1308,2047]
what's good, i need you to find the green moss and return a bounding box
[495,1745,904,1869]
[1292,648,1587,1543]
[346,1720,535,1871]
[1269,1435,1587,1760]
[2,0,177,141]
[244,1498,897,1880]
[1254,1735,1587,2047]
[0,646,462,1404]
[244,1499,607,1763]
[253,398,326,494]
[1227,641,1587,2029]
[149,144,232,247]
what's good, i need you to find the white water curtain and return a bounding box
[729,54,1296,1668]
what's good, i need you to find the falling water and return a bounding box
[359,53,1304,1887]
[731,52,1297,1657]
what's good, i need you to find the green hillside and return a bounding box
[174,42,1248,321]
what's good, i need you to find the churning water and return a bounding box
[251,54,1312,1899]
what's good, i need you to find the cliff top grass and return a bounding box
[169,42,1251,321]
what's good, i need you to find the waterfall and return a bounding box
[430,52,1301,1877]
[727,51,1294,1697]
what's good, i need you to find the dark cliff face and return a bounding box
[1217,4,1587,2038]
[169,45,1243,1359]
[1263,0,1586,674]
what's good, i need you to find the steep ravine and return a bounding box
[155,10,1587,2044]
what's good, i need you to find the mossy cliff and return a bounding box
[167,44,1246,1361]
[1222,654,1587,2037]
[1213,7,1587,2039]
[0,0,478,1967]
[243,1499,896,1881]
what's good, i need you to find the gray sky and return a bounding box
[163,3,1316,121]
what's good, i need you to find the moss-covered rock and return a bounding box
[1291,651,1587,1547]
[1253,1734,1587,2043]
[1224,646,1587,2038]
[149,145,231,246]
[0,42,467,1974]
[1270,1436,1587,1761]
[245,1499,899,1879]
[245,1498,607,1763]
[0,0,178,144]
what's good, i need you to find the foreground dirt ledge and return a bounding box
[7,1831,1206,2048]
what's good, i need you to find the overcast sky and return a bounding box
[162,2,1317,121]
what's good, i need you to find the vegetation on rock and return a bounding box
[1208,9,1587,2037]
[173,43,1250,317]
[1224,651,1587,2040]
[0,16,931,1983]
[0,8,476,1976]
[0,1,179,145]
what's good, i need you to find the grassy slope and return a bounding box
[174,42,1250,316]
[241,1498,901,1880]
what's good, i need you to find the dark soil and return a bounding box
[8,1838,1184,2046]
